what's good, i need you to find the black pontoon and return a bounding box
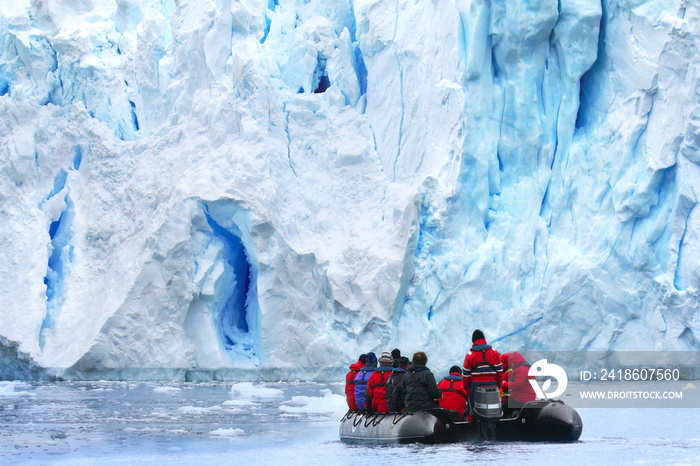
[339,400,582,444]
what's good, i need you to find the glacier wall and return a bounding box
[0,0,698,380]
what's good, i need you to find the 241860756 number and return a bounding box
[599,368,680,381]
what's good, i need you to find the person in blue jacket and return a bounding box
[354,352,377,411]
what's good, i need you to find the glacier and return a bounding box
[0,0,698,380]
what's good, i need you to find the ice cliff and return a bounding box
[0,0,698,380]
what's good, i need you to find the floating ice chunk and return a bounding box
[229,382,285,401]
[278,389,345,416]
[209,428,245,437]
[124,426,165,433]
[177,406,224,414]
[153,386,181,393]
[0,382,34,397]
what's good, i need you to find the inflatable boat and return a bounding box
[339,400,582,444]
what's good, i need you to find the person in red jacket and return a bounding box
[366,351,394,412]
[345,354,366,411]
[463,329,503,415]
[501,351,536,416]
[438,365,468,419]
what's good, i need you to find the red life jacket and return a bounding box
[345,360,364,410]
[367,367,392,412]
[462,339,503,387]
[438,375,468,414]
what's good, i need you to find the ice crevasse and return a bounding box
[0,0,698,380]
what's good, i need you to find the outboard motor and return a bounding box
[473,386,502,440]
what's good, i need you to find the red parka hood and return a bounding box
[349,360,364,371]
[508,352,526,368]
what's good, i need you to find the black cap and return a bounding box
[472,329,485,343]
[359,354,367,364]
[391,348,401,359]
[449,365,462,374]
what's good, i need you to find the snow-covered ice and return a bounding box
[230,382,285,401]
[153,386,181,393]
[208,427,245,437]
[0,0,698,379]
[0,382,34,397]
[278,388,347,417]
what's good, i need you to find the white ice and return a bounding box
[208,428,245,437]
[153,386,181,393]
[0,381,34,397]
[229,382,285,401]
[0,0,698,380]
[278,389,348,418]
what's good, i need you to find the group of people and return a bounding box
[344,329,537,421]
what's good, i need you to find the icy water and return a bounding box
[1,381,699,465]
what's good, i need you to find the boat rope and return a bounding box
[364,413,379,427]
[352,413,364,427]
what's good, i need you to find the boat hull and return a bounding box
[497,400,583,442]
[339,409,472,444]
[339,400,582,444]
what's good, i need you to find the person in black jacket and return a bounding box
[386,356,409,411]
[391,348,402,367]
[391,352,441,413]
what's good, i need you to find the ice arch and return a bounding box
[185,201,261,367]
